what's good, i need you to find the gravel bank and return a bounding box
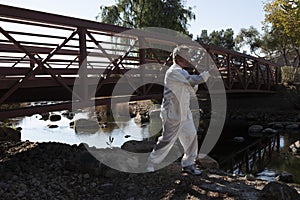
[0,141,299,200]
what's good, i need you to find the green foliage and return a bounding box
[281,66,296,83]
[263,0,300,69]
[97,0,195,35]
[235,26,263,56]
[196,28,235,50]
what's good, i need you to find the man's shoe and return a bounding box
[182,165,202,176]
[146,163,154,172]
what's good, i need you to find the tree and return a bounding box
[235,26,263,57]
[97,0,195,35]
[196,28,235,50]
[264,0,300,70]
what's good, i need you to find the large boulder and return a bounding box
[0,127,21,142]
[121,140,155,153]
[74,119,99,134]
[261,181,300,200]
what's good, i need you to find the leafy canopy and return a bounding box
[196,28,235,50]
[98,0,195,35]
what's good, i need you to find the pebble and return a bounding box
[83,173,90,179]
[12,175,18,181]
[90,182,97,187]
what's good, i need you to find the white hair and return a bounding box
[172,45,190,61]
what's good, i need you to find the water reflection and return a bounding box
[257,132,300,183]
[16,105,150,148]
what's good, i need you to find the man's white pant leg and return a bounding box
[148,119,180,165]
[178,119,198,168]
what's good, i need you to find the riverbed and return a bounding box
[7,107,300,183]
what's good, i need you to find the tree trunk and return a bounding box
[294,48,300,81]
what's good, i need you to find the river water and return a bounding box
[9,107,300,182]
[256,132,300,183]
[16,110,150,148]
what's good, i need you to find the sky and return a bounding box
[0,0,266,38]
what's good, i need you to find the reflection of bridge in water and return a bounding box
[0,5,278,119]
[216,134,280,174]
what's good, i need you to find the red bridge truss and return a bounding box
[0,5,278,119]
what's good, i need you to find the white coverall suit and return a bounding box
[148,63,208,168]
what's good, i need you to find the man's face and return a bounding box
[177,50,190,68]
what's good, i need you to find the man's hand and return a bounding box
[200,71,210,82]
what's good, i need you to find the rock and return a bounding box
[83,173,90,179]
[268,122,284,130]
[134,113,149,124]
[246,112,258,121]
[248,125,264,137]
[248,125,263,133]
[289,141,300,154]
[233,137,245,143]
[121,140,155,153]
[272,123,284,130]
[0,127,21,142]
[101,122,108,129]
[286,124,299,130]
[74,119,99,134]
[245,174,256,181]
[262,128,278,134]
[196,154,219,169]
[49,114,61,122]
[69,121,75,128]
[297,114,300,122]
[261,181,300,200]
[40,112,50,120]
[47,124,58,129]
[62,111,74,120]
[149,109,162,137]
[15,127,22,131]
[129,103,137,118]
[275,171,293,183]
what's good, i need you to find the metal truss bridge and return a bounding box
[0,5,278,119]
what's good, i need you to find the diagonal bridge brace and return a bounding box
[0,27,82,104]
[86,31,144,96]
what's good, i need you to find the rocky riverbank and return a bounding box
[0,141,299,200]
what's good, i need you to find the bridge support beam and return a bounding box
[77,28,89,103]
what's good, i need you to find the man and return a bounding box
[147,45,210,175]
